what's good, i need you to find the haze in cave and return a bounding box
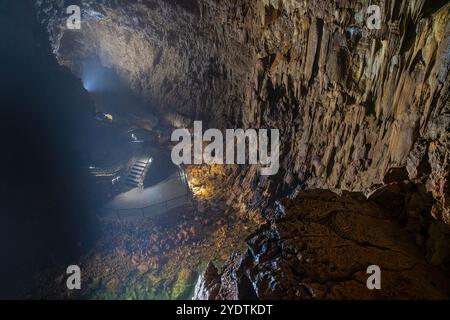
[0,0,449,300]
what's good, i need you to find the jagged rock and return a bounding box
[383,167,409,184]
[36,0,450,228]
[33,0,450,299]
[427,221,450,273]
[193,262,221,300]
[195,190,450,299]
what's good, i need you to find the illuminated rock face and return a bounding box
[37,0,449,224]
[37,0,450,290]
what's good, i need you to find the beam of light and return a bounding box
[81,57,108,92]
[82,77,95,91]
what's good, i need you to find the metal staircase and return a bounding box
[125,158,152,189]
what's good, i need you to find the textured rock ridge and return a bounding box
[37,0,252,128]
[239,0,450,226]
[193,189,450,299]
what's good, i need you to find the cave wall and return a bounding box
[37,0,253,128]
[241,0,450,226]
[37,0,450,226]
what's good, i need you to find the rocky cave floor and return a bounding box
[30,165,450,300]
[30,165,256,300]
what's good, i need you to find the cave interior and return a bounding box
[0,0,449,300]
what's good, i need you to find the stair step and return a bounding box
[126,183,138,187]
[130,173,143,178]
[126,181,139,186]
[120,158,151,189]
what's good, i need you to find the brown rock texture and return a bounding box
[35,0,450,298]
[37,0,252,128]
[37,0,450,224]
[193,189,450,299]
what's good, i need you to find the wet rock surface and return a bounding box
[194,189,450,299]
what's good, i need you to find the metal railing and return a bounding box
[101,168,191,220]
[89,163,125,177]
[103,194,191,220]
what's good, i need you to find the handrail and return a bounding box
[103,194,191,220]
[101,168,191,219]
[89,163,125,176]
[105,193,190,213]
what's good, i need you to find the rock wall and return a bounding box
[193,189,450,299]
[35,0,450,299]
[241,0,450,226]
[37,0,252,128]
[37,0,450,226]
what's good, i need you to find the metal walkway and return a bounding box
[100,168,191,220]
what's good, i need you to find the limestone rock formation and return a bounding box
[36,0,450,223]
[37,0,252,128]
[193,190,450,299]
[35,0,450,299]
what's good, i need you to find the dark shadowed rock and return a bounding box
[195,190,450,300]
[193,262,221,300]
